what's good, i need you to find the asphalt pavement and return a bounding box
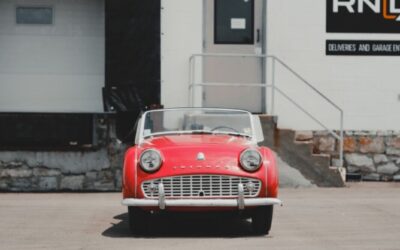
[0,182,399,250]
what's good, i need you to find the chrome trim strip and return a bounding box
[238,183,245,210]
[158,183,165,210]
[122,197,282,208]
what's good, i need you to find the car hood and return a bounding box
[139,135,255,171]
[141,134,253,148]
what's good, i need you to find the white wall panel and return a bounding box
[267,0,400,130]
[161,0,203,109]
[0,0,104,112]
[161,0,400,131]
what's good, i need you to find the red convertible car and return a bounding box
[122,108,281,235]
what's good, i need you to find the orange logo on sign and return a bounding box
[383,0,400,20]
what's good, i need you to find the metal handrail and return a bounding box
[188,53,344,168]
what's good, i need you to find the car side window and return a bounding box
[134,117,142,145]
[252,115,264,143]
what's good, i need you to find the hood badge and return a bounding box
[197,152,205,161]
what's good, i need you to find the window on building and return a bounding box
[16,7,53,25]
[214,0,254,44]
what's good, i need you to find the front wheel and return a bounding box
[128,207,149,235]
[251,206,273,235]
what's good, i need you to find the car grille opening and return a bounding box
[141,175,261,198]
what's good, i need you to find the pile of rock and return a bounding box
[307,131,400,181]
[0,116,126,192]
[0,148,124,191]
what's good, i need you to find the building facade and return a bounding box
[0,0,399,191]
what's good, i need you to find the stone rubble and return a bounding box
[60,175,85,190]
[313,132,400,182]
[38,176,58,190]
[362,173,381,181]
[373,154,389,164]
[359,137,385,154]
[318,137,336,152]
[0,116,125,192]
[377,163,399,175]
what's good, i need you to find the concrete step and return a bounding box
[329,166,347,182]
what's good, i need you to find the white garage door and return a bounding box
[0,0,104,112]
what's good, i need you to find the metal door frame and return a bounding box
[202,0,268,113]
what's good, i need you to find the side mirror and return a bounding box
[252,115,264,143]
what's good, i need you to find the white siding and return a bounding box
[160,0,400,131]
[0,0,104,112]
[161,0,203,109]
[267,0,400,130]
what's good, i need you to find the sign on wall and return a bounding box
[327,0,400,33]
[326,40,400,55]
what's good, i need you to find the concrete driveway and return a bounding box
[0,182,399,250]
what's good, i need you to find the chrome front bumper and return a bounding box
[122,183,282,210]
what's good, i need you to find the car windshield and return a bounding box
[141,108,254,139]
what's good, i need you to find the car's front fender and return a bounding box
[260,147,279,198]
[122,146,139,198]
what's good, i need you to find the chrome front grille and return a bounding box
[141,175,261,198]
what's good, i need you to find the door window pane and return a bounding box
[16,7,53,25]
[214,0,254,44]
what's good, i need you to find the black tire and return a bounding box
[128,207,149,235]
[251,206,273,235]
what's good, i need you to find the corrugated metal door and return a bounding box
[0,0,105,112]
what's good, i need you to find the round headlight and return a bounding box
[240,149,262,172]
[139,149,162,173]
